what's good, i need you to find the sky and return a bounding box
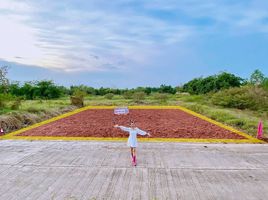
[0,0,268,88]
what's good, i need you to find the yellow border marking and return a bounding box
[1,106,264,144]
[1,136,262,144]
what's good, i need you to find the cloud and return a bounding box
[0,0,196,72]
[0,0,32,13]
[0,0,267,73]
[143,0,268,33]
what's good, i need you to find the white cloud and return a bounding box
[0,0,267,73]
[0,16,44,65]
[0,0,32,13]
[0,0,195,72]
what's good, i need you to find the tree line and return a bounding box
[0,66,177,100]
[181,70,268,94]
[0,66,267,100]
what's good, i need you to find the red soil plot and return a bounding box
[18,109,245,139]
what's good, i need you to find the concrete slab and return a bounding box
[0,140,267,200]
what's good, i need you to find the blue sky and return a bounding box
[0,0,268,88]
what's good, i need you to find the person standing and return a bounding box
[114,121,151,166]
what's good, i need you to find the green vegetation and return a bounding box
[153,93,169,104]
[250,69,265,85]
[70,89,87,107]
[132,92,146,103]
[104,93,114,100]
[211,86,268,110]
[179,100,267,137]
[0,66,267,138]
[8,81,64,100]
[181,72,243,94]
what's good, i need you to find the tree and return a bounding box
[215,72,243,90]
[144,87,152,95]
[123,90,133,99]
[250,69,265,85]
[182,78,203,94]
[0,66,10,93]
[20,82,35,100]
[70,85,95,95]
[262,78,268,91]
[175,85,183,93]
[36,80,62,99]
[159,85,176,94]
[9,82,22,96]
[182,72,243,94]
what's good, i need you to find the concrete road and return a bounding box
[0,140,267,200]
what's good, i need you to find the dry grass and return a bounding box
[0,105,76,134]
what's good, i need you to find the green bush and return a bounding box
[11,97,23,110]
[70,90,87,107]
[73,90,87,98]
[132,92,146,103]
[211,86,268,110]
[104,93,114,100]
[0,94,13,109]
[0,99,5,108]
[123,91,133,99]
[153,93,169,103]
[250,69,265,85]
[70,96,84,107]
[262,78,268,91]
[159,85,176,94]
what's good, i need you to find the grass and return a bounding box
[20,99,70,112]
[178,100,267,138]
[0,94,267,138]
[0,108,12,115]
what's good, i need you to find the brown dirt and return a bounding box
[261,138,268,143]
[18,109,245,139]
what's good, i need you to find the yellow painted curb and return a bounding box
[1,105,265,144]
[1,136,262,144]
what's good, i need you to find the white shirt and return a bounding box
[118,126,148,147]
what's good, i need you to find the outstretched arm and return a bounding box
[136,128,151,136]
[114,125,131,132]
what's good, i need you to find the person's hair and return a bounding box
[130,120,135,125]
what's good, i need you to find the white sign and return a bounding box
[114,107,129,115]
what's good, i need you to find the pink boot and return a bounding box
[133,156,137,166]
